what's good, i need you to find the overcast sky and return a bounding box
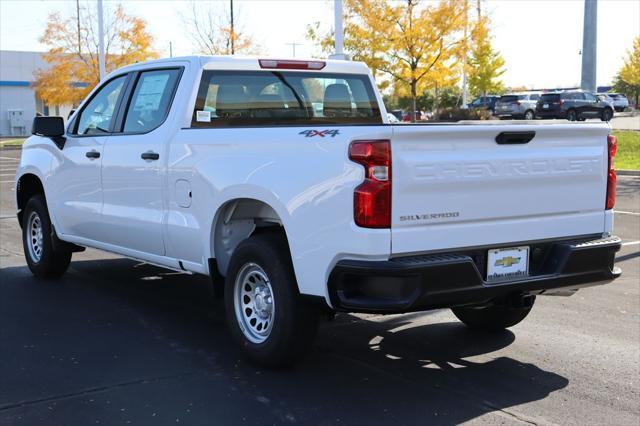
[1,0,638,88]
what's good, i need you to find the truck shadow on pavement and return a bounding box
[0,258,569,425]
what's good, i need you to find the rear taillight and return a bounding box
[559,99,565,105]
[349,140,391,228]
[606,134,617,210]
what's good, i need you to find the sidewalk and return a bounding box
[611,111,640,131]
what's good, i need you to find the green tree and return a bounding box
[614,36,640,107]
[308,0,467,121]
[467,16,505,97]
[613,73,639,109]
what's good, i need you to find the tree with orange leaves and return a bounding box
[34,4,158,107]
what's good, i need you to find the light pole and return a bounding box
[230,0,235,55]
[76,0,81,56]
[462,1,469,107]
[580,0,597,92]
[330,0,347,60]
[287,42,302,58]
[97,0,106,81]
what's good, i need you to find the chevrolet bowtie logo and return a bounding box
[494,256,521,267]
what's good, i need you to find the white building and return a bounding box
[0,50,74,137]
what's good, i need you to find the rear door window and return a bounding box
[541,94,560,102]
[191,70,381,127]
[499,95,519,103]
[123,69,181,133]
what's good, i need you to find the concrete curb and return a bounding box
[0,145,23,151]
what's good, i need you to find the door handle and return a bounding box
[85,150,100,159]
[495,131,536,145]
[141,151,160,161]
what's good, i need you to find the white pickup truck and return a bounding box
[17,56,621,366]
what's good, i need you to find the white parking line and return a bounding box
[0,156,19,161]
[615,210,640,216]
[622,240,640,246]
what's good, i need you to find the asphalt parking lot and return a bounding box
[0,147,638,425]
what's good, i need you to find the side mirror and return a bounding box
[32,116,66,149]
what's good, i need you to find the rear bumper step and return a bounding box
[328,236,622,313]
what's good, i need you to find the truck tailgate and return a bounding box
[391,123,610,255]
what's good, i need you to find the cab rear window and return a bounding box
[191,70,382,127]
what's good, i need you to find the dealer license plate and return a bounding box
[487,246,529,283]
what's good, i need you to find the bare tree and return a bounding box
[182,1,258,55]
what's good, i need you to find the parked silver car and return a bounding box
[607,93,629,112]
[494,92,541,120]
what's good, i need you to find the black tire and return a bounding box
[224,232,319,367]
[22,194,71,279]
[601,108,613,122]
[451,295,535,331]
[566,109,578,121]
[524,110,535,120]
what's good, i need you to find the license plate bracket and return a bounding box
[486,246,529,283]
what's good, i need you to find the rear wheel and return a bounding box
[224,232,319,367]
[566,109,578,121]
[452,294,535,331]
[523,110,535,120]
[22,195,71,279]
[601,108,613,121]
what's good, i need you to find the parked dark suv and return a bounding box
[467,95,500,113]
[536,91,614,121]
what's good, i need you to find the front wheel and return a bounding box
[451,295,535,331]
[524,110,535,120]
[566,109,578,121]
[224,232,319,367]
[22,195,71,279]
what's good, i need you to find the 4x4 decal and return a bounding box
[299,129,340,138]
